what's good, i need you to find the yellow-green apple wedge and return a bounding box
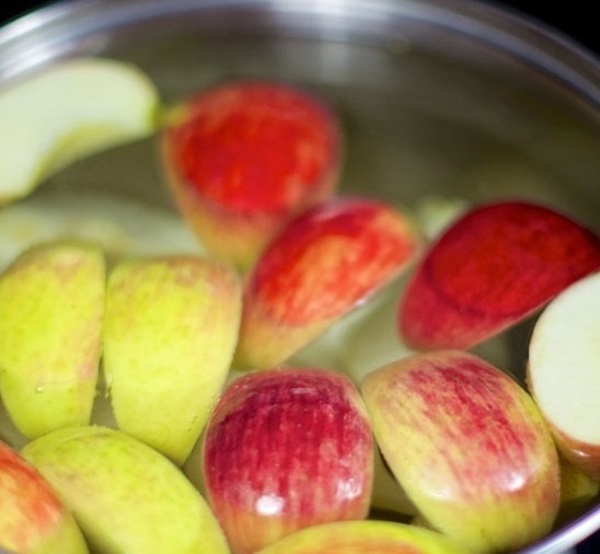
[0,240,105,439]
[21,425,230,554]
[361,350,560,553]
[0,440,88,554]
[102,254,242,465]
[527,271,600,479]
[253,519,469,554]
[0,57,159,204]
[233,196,422,370]
[556,455,600,524]
[161,79,342,270]
[398,200,600,351]
[201,367,374,554]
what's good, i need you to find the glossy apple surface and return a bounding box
[361,349,560,553]
[398,200,600,350]
[202,367,374,554]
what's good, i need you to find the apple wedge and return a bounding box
[161,79,342,269]
[528,271,600,479]
[201,367,374,554]
[0,440,89,554]
[253,519,469,554]
[103,254,242,465]
[234,196,422,370]
[398,200,600,350]
[361,350,560,553]
[21,425,229,554]
[0,57,159,204]
[0,240,105,439]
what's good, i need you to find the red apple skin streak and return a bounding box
[250,197,419,325]
[167,81,340,215]
[367,351,559,513]
[0,442,64,547]
[400,201,600,350]
[202,368,373,553]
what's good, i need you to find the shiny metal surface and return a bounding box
[0,1,599,552]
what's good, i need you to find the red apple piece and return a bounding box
[202,367,374,554]
[253,519,469,554]
[398,200,600,350]
[361,349,560,553]
[234,196,422,370]
[527,271,600,478]
[0,440,88,554]
[161,79,342,269]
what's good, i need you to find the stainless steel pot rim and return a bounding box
[1,0,600,107]
[0,2,599,553]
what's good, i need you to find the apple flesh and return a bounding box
[102,254,242,465]
[253,519,469,554]
[361,349,560,553]
[0,440,88,554]
[161,79,342,269]
[21,425,230,554]
[202,367,374,554]
[234,196,422,370]
[0,240,105,439]
[527,271,600,479]
[0,57,159,204]
[398,200,600,350]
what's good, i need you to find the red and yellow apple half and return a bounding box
[528,271,600,479]
[161,79,342,269]
[0,240,105,439]
[102,254,242,465]
[202,367,374,554]
[398,200,600,351]
[361,349,561,553]
[0,440,88,554]
[253,519,469,554]
[22,425,230,554]
[234,196,422,370]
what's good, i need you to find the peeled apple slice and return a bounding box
[0,57,159,203]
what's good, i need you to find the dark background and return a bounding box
[0,1,599,553]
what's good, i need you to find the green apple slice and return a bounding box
[0,240,105,439]
[0,57,159,203]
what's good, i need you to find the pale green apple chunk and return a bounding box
[0,57,159,203]
[103,255,242,465]
[21,425,230,554]
[0,240,105,439]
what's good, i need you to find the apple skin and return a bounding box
[398,200,600,351]
[253,519,469,554]
[527,271,600,479]
[102,254,242,465]
[361,349,561,553]
[234,196,422,370]
[0,57,159,204]
[556,455,600,524]
[202,367,374,554]
[21,425,230,554]
[0,240,105,439]
[0,440,88,554]
[161,79,342,270]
